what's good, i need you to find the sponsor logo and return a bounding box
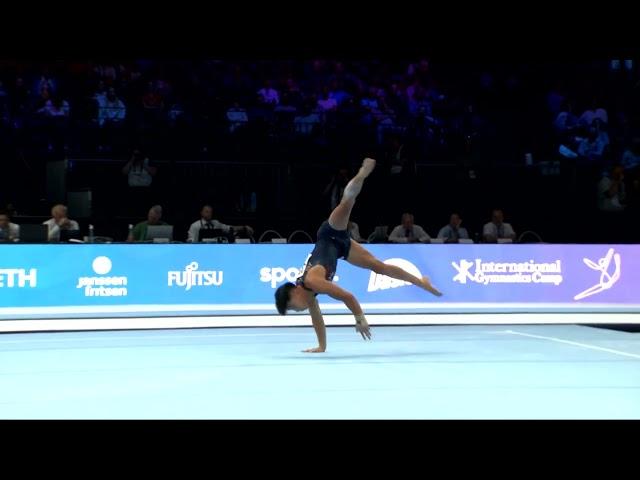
[574,248,621,300]
[368,258,422,292]
[452,258,563,286]
[76,256,128,297]
[0,268,37,288]
[260,266,303,288]
[168,262,223,290]
[261,254,340,288]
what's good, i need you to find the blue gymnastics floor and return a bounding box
[1,323,639,419]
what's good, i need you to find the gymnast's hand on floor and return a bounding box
[355,314,372,340]
[303,346,326,353]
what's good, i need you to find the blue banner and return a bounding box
[0,244,638,319]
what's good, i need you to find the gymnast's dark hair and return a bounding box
[275,282,296,315]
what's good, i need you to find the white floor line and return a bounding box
[1,312,639,334]
[0,332,343,344]
[504,330,640,360]
[0,328,500,345]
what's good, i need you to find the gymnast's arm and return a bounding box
[304,297,327,353]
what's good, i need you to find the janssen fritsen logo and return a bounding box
[367,258,422,292]
[168,262,223,290]
[451,258,563,286]
[0,268,37,288]
[76,256,128,297]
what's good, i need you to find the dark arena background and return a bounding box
[0,57,639,419]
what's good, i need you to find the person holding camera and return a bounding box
[122,149,156,188]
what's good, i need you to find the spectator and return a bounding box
[9,76,30,119]
[317,86,338,112]
[36,82,52,106]
[93,80,107,101]
[128,205,167,242]
[257,79,279,105]
[547,81,566,117]
[0,211,19,242]
[389,136,410,175]
[437,213,470,243]
[407,58,430,78]
[389,213,431,243]
[274,92,297,113]
[226,102,249,133]
[405,77,421,103]
[155,77,172,98]
[142,81,164,110]
[5,203,18,217]
[576,122,609,161]
[293,103,321,135]
[33,71,57,98]
[387,136,416,217]
[0,81,8,119]
[43,204,80,242]
[122,149,156,187]
[323,167,350,211]
[328,79,349,106]
[598,165,626,212]
[360,86,381,121]
[578,98,608,126]
[37,95,70,117]
[187,205,253,242]
[347,221,365,242]
[482,209,516,243]
[621,138,640,171]
[283,77,303,108]
[284,77,301,96]
[97,87,126,126]
[553,101,578,134]
[93,63,118,82]
[360,87,380,113]
[167,100,185,123]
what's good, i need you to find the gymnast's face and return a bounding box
[288,286,311,312]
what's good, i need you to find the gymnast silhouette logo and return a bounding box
[573,248,621,300]
[451,259,475,284]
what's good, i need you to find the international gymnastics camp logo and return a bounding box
[451,258,563,286]
[573,248,621,300]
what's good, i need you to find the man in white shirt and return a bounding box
[482,209,516,243]
[187,205,253,242]
[0,211,19,241]
[389,213,431,243]
[437,213,470,243]
[43,204,79,242]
